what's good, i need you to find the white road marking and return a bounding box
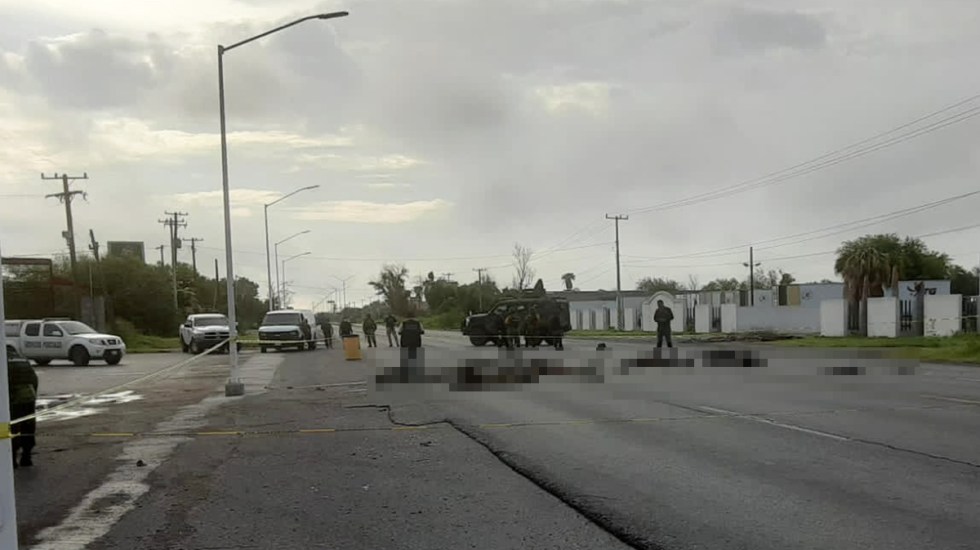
[31,354,282,550]
[696,405,850,442]
[923,394,980,406]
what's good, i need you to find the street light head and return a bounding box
[301,230,311,235]
[302,185,320,191]
[316,11,349,20]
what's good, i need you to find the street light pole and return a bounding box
[274,230,310,308]
[216,10,348,398]
[281,252,311,308]
[264,185,319,310]
[0,242,21,550]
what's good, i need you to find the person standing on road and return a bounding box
[384,313,399,347]
[320,319,334,349]
[7,347,38,468]
[548,312,564,350]
[339,318,353,337]
[654,299,674,348]
[504,311,522,349]
[363,314,378,348]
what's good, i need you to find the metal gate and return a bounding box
[711,305,721,332]
[847,301,860,334]
[963,296,978,333]
[899,299,915,336]
[686,305,696,333]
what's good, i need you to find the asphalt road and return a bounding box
[12,332,980,549]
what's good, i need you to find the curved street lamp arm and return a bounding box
[222,12,349,53]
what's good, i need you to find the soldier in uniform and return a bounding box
[363,314,378,348]
[7,347,38,468]
[384,313,399,347]
[504,310,522,349]
[320,319,334,348]
[486,309,505,347]
[339,318,353,337]
[523,306,541,348]
[547,311,564,350]
[654,299,675,348]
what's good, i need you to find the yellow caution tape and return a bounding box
[0,422,9,440]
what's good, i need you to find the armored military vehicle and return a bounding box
[461,297,571,347]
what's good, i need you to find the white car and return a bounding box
[5,319,126,366]
[179,313,239,354]
[258,309,323,352]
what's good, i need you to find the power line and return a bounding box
[622,221,980,270]
[195,241,613,263]
[623,94,980,216]
[622,189,980,263]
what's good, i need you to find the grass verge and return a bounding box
[126,334,181,353]
[771,333,980,364]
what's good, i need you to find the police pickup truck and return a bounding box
[461,297,571,347]
[4,318,127,366]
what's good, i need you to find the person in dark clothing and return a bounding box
[339,319,353,337]
[504,312,522,349]
[363,315,378,348]
[523,307,541,348]
[548,313,564,350]
[7,347,38,468]
[654,299,674,348]
[384,314,399,347]
[486,311,505,347]
[320,320,334,348]
[399,316,424,349]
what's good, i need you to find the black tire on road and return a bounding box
[190,341,203,355]
[105,355,122,366]
[260,346,268,354]
[70,345,91,367]
[308,341,316,351]
[181,339,190,353]
[34,359,52,366]
[469,336,488,346]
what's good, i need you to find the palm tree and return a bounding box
[835,238,899,336]
[561,272,576,291]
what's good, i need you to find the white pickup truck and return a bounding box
[3,319,127,366]
[179,313,239,354]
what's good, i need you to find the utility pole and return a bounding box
[473,268,487,311]
[743,247,762,306]
[41,173,87,273]
[606,214,628,330]
[442,272,454,282]
[155,245,166,266]
[184,237,204,275]
[42,172,87,319]
[159,212,188,314]
[213,259,220,310]
[0,241,22,550]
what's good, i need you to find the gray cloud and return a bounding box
[713,6,827,55]
[4,0,980,302]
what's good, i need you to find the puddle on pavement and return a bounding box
[35,390,144,423]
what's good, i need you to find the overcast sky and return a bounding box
[2,0,980,309]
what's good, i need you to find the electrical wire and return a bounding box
[623,94,980,216]
[621,190,979,263]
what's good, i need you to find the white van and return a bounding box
[257,309,323,352]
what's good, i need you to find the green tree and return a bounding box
[636,277,684,294]
[701,278,741,291]
[369,264,412,316]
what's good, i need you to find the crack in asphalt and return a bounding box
[375,403,658,550]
